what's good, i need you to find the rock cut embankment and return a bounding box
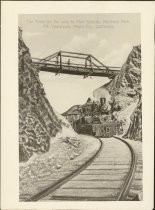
[93,45,142,141]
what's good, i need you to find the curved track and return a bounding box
[28,137,103,201]
[114,136,136,200]
[28,136,136,201]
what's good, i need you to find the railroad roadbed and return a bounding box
[40,137,139,201]
[123,138,143,200]
[25,135,101,201]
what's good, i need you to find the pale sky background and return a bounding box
[19,14,140,113]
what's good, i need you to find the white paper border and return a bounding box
[1,1,155,210]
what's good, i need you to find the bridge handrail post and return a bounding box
[89,55,93,71]
[60,51,62,71]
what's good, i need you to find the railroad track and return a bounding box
[28,136,136,201]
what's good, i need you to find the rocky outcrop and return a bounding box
[123,97,142,141]
[93,45,142,141]
[106,45,141,93]
[19,28,64,162]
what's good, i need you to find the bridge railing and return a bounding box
[32,51,121,77]
[32,58,120,72]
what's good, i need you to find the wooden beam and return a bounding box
[91,61,101,69]
[86,55,92,69]
[60,51,62,70]
[33,61,120,72]
[61,51,88,57]
[62,55,86,59]
[55,51,63,75]
[37,64,120,77]
[107,66,121,69]
[91,54,108,68]
[42,51,60,61]
[84,56,94,78]
[39,51,121,70]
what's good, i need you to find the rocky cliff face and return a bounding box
[93,45,142,141]
[123,97,142,141]
[105,45,141,96]
[19,28,70,162]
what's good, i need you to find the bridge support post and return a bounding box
[60,51,62,71]
[84,55,94,78]
[56,51,63,75]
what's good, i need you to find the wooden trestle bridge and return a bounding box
[32,51,121,78]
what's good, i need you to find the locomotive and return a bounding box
[63,97,122,138]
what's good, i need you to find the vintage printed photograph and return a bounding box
[18,13,142,202]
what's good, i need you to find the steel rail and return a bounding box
[51,136,136,201]
[113,136,137,201]
[27,136,103,202]
[54,137,136,201]
[26,136,136,201]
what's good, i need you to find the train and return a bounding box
[63,97,122,138]
[73,114,119,138]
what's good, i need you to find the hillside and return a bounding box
[19,27,69,162]
[93,45,142,141]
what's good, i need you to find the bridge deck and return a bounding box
[32,51,121,78]
[33,62,120,78]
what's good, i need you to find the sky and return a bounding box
[19,14,140,113]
